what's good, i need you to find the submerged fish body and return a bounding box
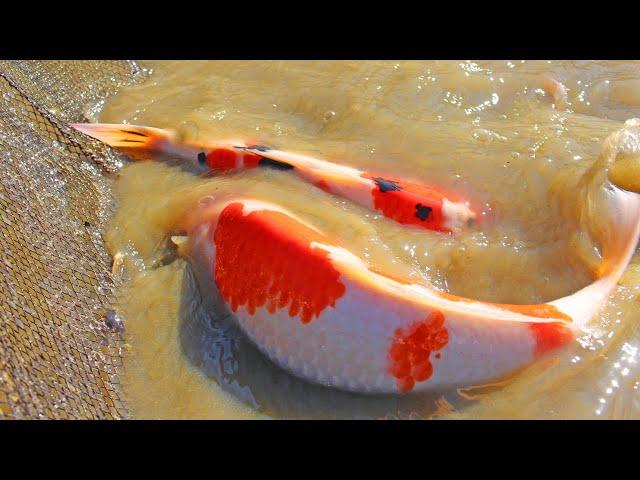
[70,123,476,234]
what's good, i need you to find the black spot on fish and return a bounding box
[121,129,147,137]
[197,152,206,166]
[83,221,91,227]
[415,204,432,221]
[247,144,273,152]
[258,158,294,170]
[374,177,402,192]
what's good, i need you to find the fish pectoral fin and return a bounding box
[170,235,189,256]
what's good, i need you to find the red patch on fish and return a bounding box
[206,148,263,171]
[364,173,452,233]
[529,322,574,356]
[388,311,449,392]
[242,151,262,168]
[213,202,346,324]
[490,303,572,321]
[206,148,239,172]
[315,179,331,193]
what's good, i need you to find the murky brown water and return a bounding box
[98,61,640,419]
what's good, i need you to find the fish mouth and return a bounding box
[442,199,477,232]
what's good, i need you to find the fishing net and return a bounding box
[0,61,148,419]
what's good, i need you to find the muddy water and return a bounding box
[98,61,640,419]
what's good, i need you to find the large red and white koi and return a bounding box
[172,167,639,393]
[71,123,476,234]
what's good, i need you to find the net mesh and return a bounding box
[0,61,147,419]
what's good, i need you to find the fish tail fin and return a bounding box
[69,123,178,159]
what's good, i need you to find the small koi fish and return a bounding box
[70,123,476,234]
[540,75,569,109]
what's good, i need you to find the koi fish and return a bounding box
[70,123,476,234]
[170,155,640,393]
[540,75,569,109]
